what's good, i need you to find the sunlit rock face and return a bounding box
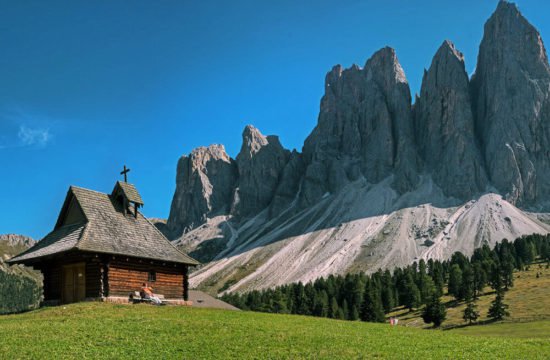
[167,1,550,292]
[415,40,487,200]
[471,1,550,208]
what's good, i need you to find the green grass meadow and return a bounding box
[0,302,548,359]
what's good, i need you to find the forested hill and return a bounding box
[221,234,550,327]
[0,234,42,314]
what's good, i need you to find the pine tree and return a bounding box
[419,274,436,304]
[271,288,288,313]
[380,270,395,313]
[472,262,486,299]
[360,284,385,323]
[336,307,346,320]
[460,265,475,301]
[313,290,329,317]
[448,264,463,301]
[430,261,445,297]
[489,263,503,291]
[462,301,480,324]
[501,260,514,291]
[329,297,339,319]
[349,305,360,321]
[488,291,510,321]
[421,295,447,328]
[342,299,349,320]
[403,274,421,311]
[540,240,550,263]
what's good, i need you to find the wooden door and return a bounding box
[62,263,86,303]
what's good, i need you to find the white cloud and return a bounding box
[17,125,52,147]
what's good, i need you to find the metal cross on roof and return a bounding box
[120,165,130,183]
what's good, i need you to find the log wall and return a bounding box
[108,259,186,299]
[31,252,188,302]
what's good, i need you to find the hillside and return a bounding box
[0,234,39,279]
[390,261,550,333]
[0,303,548,359]
[0,234,42,314]
[163,1,550,293]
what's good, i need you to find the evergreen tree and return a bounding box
[292,283,309,315]
[350,305,360,321]
[460,265,475,301]
[380,270,395,313]
[313,290,329,317]
[472,262,486,299]
[448,264,463,301]
[360,283,385,323]
[462,301,480,324]
[501,259,514,291]
[342,299,349,320]
[271,288,288,313]
[421,295,447,328]
[540,240,550,263]
[329,297,339,319]
[336,307,346,320]
[419,274,436,304]
[489,263,503,291]
[430,261,445,297]
[403,274,421,311]
[488,291,510,321]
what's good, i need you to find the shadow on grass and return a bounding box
[442,319,500,330]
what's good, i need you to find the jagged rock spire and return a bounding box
[415,40,487,199]
[167,144,237,236]
[232,125,290,218]
[471,0,550,206]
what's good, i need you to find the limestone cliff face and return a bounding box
[167,1,550,269]
[231,125,290,219]
[415,40,487,199]
[269,150,305,217]
[301,47,418,207]
[471,1,550,208]
[167,145,237,237]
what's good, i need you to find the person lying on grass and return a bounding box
[141,282,162,305]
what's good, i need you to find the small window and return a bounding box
[148,271,156,282]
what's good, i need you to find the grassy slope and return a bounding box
[389,262,550,338]
[0,303,548,359]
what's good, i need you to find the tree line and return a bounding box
[221,234,550,327]
[0,267,42,315]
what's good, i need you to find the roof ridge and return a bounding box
[116,180,138,186]
[70,185,110,196]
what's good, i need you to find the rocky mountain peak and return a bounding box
[479,1,549,76]
[166,1,550,292]
[365,46,407,85]
[233,125,290,219]
[167,144,237,236]
[471,0,550,207]
[415,40,487,199]
[240,125,269,157]
[437,40,464,64]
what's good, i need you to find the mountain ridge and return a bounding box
[167,1,550,293]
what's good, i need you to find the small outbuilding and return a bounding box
[8,178,199,305]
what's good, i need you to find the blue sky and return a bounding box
[1,0,548,239]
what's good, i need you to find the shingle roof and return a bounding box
[114,181,144,205]
[8,185,198,265]
[8,223,86,262]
